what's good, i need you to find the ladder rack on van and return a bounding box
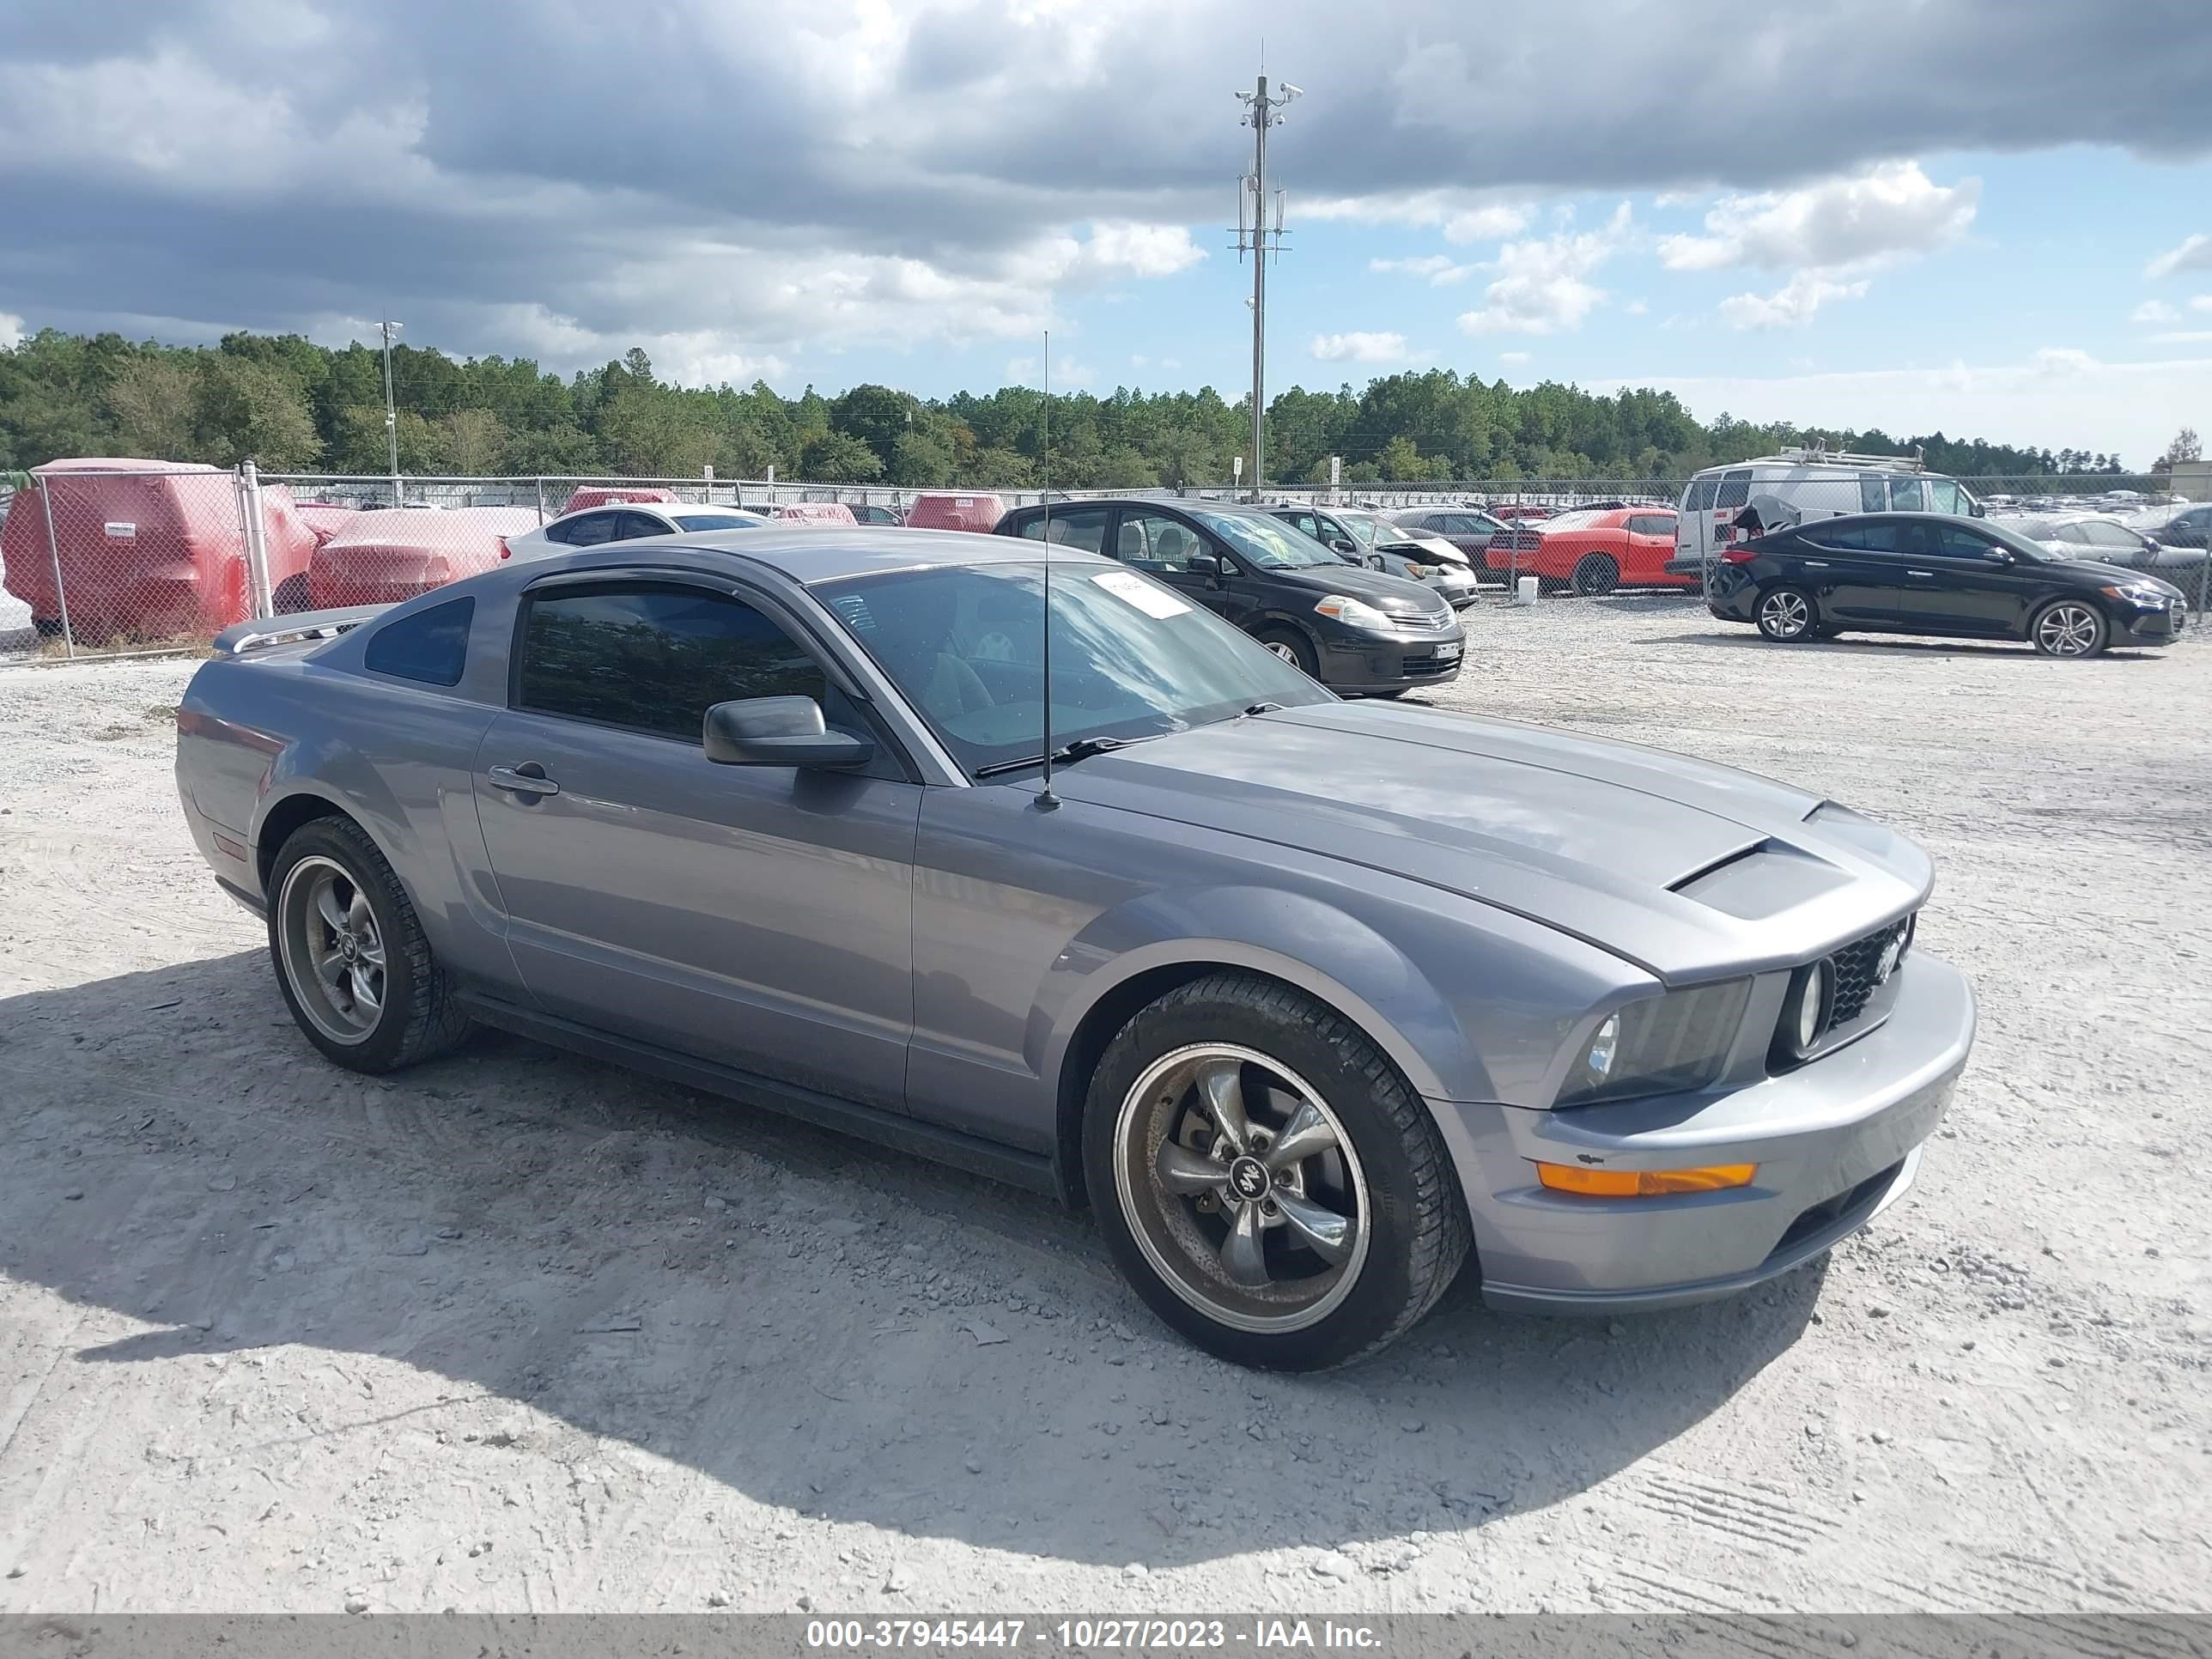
[1765,445,1926,472]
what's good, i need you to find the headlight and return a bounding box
[1406,563,1433,578]
[2101,582,2170,607]
[1554,980,1752,1107]
[1314,593,1394,631]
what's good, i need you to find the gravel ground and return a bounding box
[0,597,2207,1616]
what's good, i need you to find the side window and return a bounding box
[1809,525,1867,550]
[1014,505,1109,552]
[2053,524,2087,543]
[1116,508,1211,574]
[363,597,473,686]
[541,519,578,547]
[1285,512,1318,538]
[1860,477,1887,513]
[1933,524,1994,559]
[1686,480,1718,513]
[516,585,827,741]
[614,511,673,540]
[1715,471,1753,511]
[563,512,622,548]
[1928,480,1966,514]
[1626,514,1673,538]
[1888,478,1929,512]
[1850,521,1902,554]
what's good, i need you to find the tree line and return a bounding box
[0,326,2148,487]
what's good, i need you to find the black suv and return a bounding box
[1709,512,2189,658]
[994,497,1464,695]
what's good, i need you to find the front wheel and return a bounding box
[1756,586,1818,641]
[2030,599,2107,658]
[1252,626,1318,678]
[268,815,472,1073]
[1571,554,1619,597]
[1084,973,1470,1370]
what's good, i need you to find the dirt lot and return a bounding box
[1,597,2207,1615]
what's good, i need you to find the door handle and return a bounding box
[1905,569,1935,578]
[1802,561,1828,568]
[487,764,560,798]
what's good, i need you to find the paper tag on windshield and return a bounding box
[1091,569,1189,619]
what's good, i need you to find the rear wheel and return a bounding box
[2030,599,2107,659]
[268,816,471,1073]
[1252,626,1317,678]
[271,574,313,614]
[1085,973,1470,1370]
[1570,554,1619,597]
[1756,586,1817,642]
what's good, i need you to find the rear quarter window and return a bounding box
[362,597,474,687]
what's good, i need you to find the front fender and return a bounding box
[1035,884,1486,1108]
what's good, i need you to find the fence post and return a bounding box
[534,478,547,526]
[37,478,74,658]
[239,461,275,618]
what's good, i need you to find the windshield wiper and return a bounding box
[973,732,1165,780]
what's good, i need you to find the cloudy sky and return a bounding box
[3,0,2209,463]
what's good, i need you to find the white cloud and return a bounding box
[2197,295,2212,313]
[1304,192,1533,244]
[1592,349,2212,471]
[1310,331,1409,363]
[1370,254,1477,285]
[1456,204,1631,336]
[1076,222,1206,278]
[1005,353,1093,386]
[2149,331,2212,344]
[1718,272,1871,330]
[0,312,22,350]
[2146,234,2212,279]
[1499,351,1532,365]
[1658,161,1979,272]
[2133,300,2181,325]
[1625,299,1650,316]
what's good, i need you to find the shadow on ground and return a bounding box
[1,951,1822,1569]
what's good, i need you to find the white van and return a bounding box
[1669,448,1982,570]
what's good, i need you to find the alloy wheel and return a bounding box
[2034,602,2101,657]
[1111,1043,1370,1334]
[277,854,388,1044]
[1264,640,1301,663]
[1760,590,1811,638]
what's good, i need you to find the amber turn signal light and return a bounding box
[1534,1162,1757,1197]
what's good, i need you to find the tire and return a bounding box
[1570,554,1619,597]
[266,815,472,1073]
[271,574,313,614]
[1083,973,1471,1370]
[2030,599,2108,659]
[33,617,64,639]
[1756,585,1818,642]
[1252,626,1318,678]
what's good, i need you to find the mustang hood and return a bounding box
[1044,702,1932,982]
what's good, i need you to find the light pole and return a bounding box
[1234,72,1298,500]
[375,319,404,504]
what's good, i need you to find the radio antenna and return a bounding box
[1036,329,1059,811]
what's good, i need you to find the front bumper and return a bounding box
[1429,951,1975,1315]
[1316,627,1466,693]
[2116,599,2186,644]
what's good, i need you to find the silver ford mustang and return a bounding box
[174,529,1975,1370]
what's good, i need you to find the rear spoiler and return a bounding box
[214,604,389,656]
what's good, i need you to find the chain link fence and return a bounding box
[5,465,2203,664]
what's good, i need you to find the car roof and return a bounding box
[659,526,1089,585]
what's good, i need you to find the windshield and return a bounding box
[1190,507,1346,568]
[1334,513,1392,547]
[672,513,763,531]
[813,561,1331,776]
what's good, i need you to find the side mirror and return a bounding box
[1204,553,1231,586]
[1982,548,2013,566]
[703,696,874,770]
[1330,538,1358,555]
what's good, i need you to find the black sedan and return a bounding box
[1707,512,2189,658]
[995,497,1464,695]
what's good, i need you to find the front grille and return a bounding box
[1829,917,1910,1026]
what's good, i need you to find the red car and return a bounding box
[2,458,319,639]
[1487,507,1686,594]
[308,507,539,607]
[904,491,1004,532]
